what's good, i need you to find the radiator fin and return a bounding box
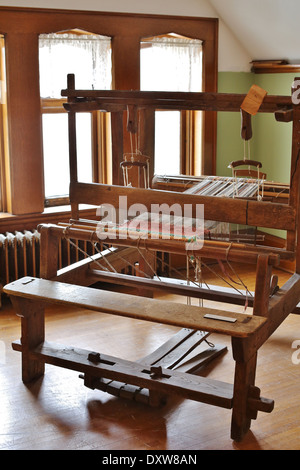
[0,230,97,291]
[0,230,40,287]
[0,230,169,307]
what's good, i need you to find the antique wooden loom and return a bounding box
[4,75,300,442]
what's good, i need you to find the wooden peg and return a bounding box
[270,275,279,296]
[241,84,267,115]
[240,109,252,141]
[88,351,101,363]
[127,105,138,134]
[275,107,293,122]
[247,385,274,420]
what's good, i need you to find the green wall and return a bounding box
[216,72,295,239]
[253,74,294,184]
[217,72,294,183]
[216,72,253,177]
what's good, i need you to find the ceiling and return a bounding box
[0,0,299,63]
[208,0,300,63]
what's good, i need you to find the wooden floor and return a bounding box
[1,264,300,450]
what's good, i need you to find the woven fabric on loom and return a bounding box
[184,176,262,198]
[96,212,207,243]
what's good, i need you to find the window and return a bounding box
[140,34,202,176]
[39,31,112,205]
[0,8,217,217]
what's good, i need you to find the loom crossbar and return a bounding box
[11,340,234,409]
[47,222,283,265]
[70,181,295,232]
[61,89,292,114]
[6,76,300,443]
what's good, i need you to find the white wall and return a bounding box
[0,0,252,71]
[210,0,300,63]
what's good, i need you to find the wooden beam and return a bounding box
[275,107,293,122]
[252,254,272,317]
[5,32,44,215]
[69,181,296,231]
[4,277,267,338]
[10,297,45,383]
[88,268,253,307]
[232,273,300,362]
[11,340,234,409]
[62,89,292,114]
[46,222,282,265]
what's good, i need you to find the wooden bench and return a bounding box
[4,276,273,441]
[5,277,267,337]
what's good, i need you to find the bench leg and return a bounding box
[39,224,59,279]
[11,296,45,383]
[230,338,257,441]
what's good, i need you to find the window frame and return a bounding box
[40,29,113,206]
[140,34,203,177]
[41,101,111,207]
[41,98,69,207]
[0,6,218,221]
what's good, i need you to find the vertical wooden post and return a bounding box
[67,74,79,219]
[5,32,44,214]
[112,35,140,91]
[139,108,155,183]
[111,111,124,185]
[286,80,300,256]
[231,252,272,440]
[39,224,59,280]
[253,254,272,317]
[112,35,140,185]
[11,296,45,383]
[135,248,155,298]
[230,341,257,441]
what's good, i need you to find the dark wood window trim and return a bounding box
[41,102,111,208]
[0,34,9,213]
[252,63,300,74]
[0,6,218,224]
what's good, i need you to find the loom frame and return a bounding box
[4,74,300,442]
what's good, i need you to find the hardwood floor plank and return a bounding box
[1,265,300,450]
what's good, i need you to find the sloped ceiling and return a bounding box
[208,0,300,63]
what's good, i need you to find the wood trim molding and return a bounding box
[0,207,98,233]
[0,6,218,216]
[252,64,300,74]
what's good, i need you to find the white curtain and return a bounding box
[140,35,202,92]
[39,32,112,98]
[140,35,202,175]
